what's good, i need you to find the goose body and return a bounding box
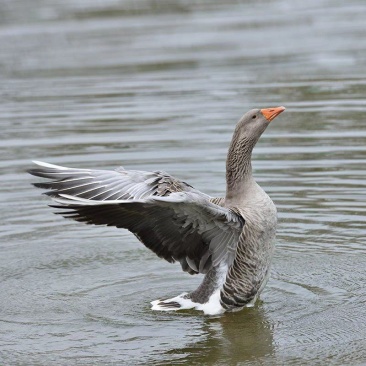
[29,106,285,315]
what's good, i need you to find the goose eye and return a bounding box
[252,115,257,119]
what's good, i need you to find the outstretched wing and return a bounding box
[29,161,244,274]
[28,161,197,200]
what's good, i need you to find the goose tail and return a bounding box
[150,291,225,315]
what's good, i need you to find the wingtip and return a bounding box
[31,160,69,170]
[32,160,43,165]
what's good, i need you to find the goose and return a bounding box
[28,106,285,315]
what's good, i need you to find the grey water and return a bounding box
[1,0,366,364]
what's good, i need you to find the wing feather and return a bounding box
[29,161,245,274]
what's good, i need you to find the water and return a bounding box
[1,0,366,364]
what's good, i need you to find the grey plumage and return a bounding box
[29,163,244,276]
[28,106,285,314]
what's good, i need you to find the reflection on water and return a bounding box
[1,0,366,364]
[180,308,274,365]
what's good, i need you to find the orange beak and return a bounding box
[261,106,286,122]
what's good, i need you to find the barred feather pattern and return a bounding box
[208,195,277,311]
[226,136,253,189]
[220,198,277,311]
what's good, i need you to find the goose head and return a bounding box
[234,106,286,148]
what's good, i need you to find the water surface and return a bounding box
[1,0,366,364]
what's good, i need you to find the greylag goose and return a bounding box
[29,106,285,315]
